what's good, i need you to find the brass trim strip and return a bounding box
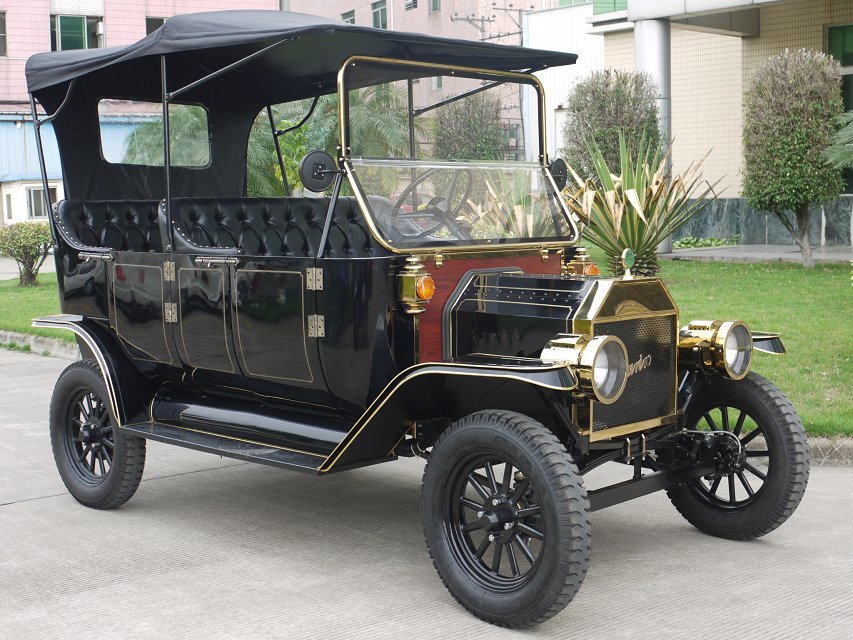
[587,413,680,442]
[320,362,577,472]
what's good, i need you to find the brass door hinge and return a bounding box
[307,314,325,338]
[164,302,178,323]
[164,261,176,282]
[306,268,324,291]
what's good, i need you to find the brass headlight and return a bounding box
[541,334,629,404]
[679,320,753,380]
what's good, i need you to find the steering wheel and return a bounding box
[390,167,474,240]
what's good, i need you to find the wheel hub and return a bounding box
[478,496,518,538]
[79,423,100,445]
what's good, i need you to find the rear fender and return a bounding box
[32,314,153,424]
[320,360,577,472]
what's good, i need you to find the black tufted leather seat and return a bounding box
[53,200,165,252]
[170,197,382,258]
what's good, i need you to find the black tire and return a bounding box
[422,410,590,628]
[666,372,809,540]
[50,360,146,509]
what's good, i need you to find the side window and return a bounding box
[828,25,853,193]
[98,99,211,168]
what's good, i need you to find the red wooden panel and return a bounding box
[418,254,562,363]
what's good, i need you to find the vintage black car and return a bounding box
[26,10,808,628]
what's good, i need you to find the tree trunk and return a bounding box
[793,205,814,268]
[18,262,37,287]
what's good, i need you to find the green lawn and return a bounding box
[1,256,851,435]
[0,275,72,342]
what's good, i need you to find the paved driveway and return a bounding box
[0,349,850,639]
[0,257,55,281]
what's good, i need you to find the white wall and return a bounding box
[523,3,605,159]
[0,181,65,225]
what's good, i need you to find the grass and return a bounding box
[1,255,851,435]
[0,274,73,342]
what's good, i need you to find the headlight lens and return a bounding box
[583,336,628,404]
[720,321,752,379]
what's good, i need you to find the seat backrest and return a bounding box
[54,199,164,252]
[170,197,383,258]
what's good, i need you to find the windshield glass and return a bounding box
[340,59,577,249]
[350,159,572,249]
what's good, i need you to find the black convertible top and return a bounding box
[26,10,577,98]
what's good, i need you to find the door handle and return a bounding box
[78,252,113,262]
[195,256,239,267]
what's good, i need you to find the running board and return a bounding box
[120,422,326,474]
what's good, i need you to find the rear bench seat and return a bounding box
[53,199,165,252]
[170,197,383,258]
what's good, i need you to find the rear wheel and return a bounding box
[422,410,590,628]
[667,372,809,540]
[50,360,146,509]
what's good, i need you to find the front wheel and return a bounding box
[50,360,146,509]
[666,372,809,540]
[422,410,591,628]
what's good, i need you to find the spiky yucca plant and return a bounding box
[563,135,718,277]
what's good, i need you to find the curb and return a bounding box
[0,329,80,360]
[0,332,849,466]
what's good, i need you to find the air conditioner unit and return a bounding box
[405,0,418,9]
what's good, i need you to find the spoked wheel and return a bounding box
[423,411,590,628]
[50,360,146,509]
[667,372,809,540]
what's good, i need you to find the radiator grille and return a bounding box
[592,315,677,432]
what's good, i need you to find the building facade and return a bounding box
[0,0,279,224]
[588,0,853,246]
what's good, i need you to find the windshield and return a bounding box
[339,58,577,250]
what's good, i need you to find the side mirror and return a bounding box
[549,158,568,191]
[298,150,339,192]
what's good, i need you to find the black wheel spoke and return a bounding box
[704,413,718,431]
[708,475,722,496]
[462,521,482,532]
[721,407,730,432]
[513,536,536,564]
[733,410,747,437]
[78,444,92,462]
[745,462,767,481]
[460,496,484,511]
[728,474,736,502]
[467,473,491,501]
[509,478,530,504]
[745,449,769,458]
[501,463,514,495]
[506,540,520,577]
[475,536,491,559]
[515,506,540,518]
[103,447,112,466]
[491,541,503,573]
[97,449,106,475]
[101,438,114,450]
[484,462,499,494]
[737,472,755,497]
[740,426,764,446]
[516,522,543,541]
[88,450,96,472]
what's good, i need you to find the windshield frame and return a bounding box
[335,55,579,256]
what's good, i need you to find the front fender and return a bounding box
[320,358,577,472]
[32,314,153,424]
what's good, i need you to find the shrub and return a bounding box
[673,235,740,250]
[0,222,53,287]
[561,70,661,182]
[563,135,717,277]
[742,49,843,268]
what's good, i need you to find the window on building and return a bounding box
[4,193,12,220]
[0,12,7,57]
[27,187,57,219]
[405,1,418,10]
[146,18,165,35]
[828,24,853,193]
[342,10,355,24]
[372,1,387,29]
[50,15,102,51]
[430,0,441,12]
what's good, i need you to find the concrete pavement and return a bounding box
[663,243,852,264]
[0,348,851,639]
[0,257,55,281]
